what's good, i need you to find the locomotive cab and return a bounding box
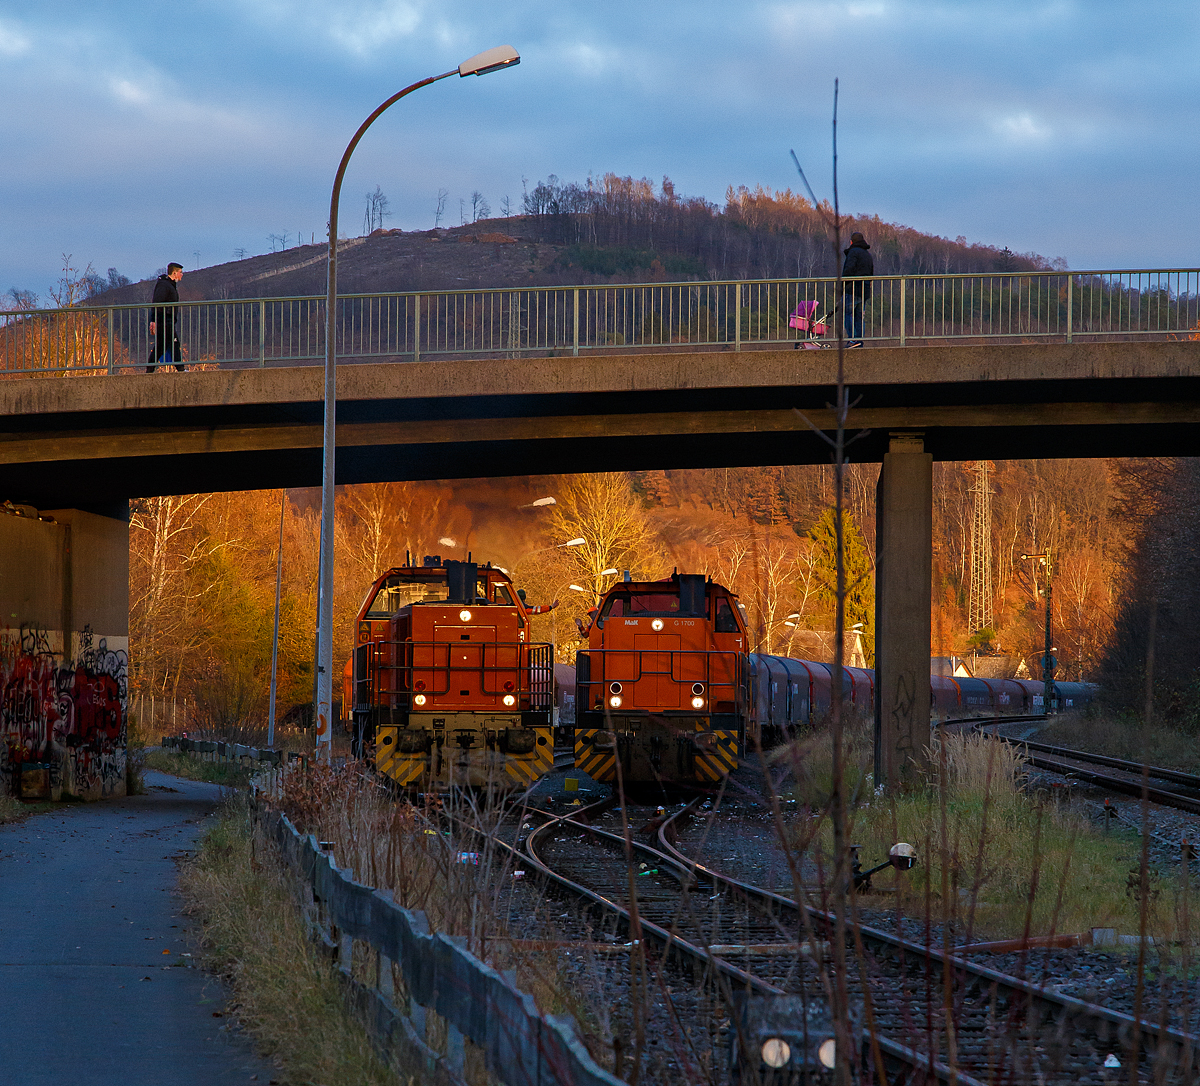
[352,557,553,790]
[575,573,748,785]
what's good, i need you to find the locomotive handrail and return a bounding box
[577,647,747,713]
[356,638,553,713]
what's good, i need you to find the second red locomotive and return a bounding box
[347,557,554,790]
[574,573,748,784]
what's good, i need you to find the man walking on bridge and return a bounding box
[147,262,186,372]
[841,231,874,347]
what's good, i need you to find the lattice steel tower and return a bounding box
[969,461,994,633]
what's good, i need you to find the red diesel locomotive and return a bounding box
[574,573,749,784]
[346,557,554,790]
[572,571,1094,788]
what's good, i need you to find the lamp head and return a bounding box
[459,45,520,77]
[889,842,917,871]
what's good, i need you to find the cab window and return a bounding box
[494,582,525,625]
[598,592,680,625]
[365,576,449,617]
[714,598,738,633]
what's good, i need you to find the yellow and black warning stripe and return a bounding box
[504,729,553,785]
[575,728,616,782]
[376,746,426,787]
[694,729,739,782]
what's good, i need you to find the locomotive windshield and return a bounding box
[365,575,451,616]
[599,591,694,623]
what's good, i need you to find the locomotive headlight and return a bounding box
[691,683,705,695]
[459,609,472,622]
[609,682,622,694]
[691,696,705,709]
[609,695,622,708]
[413,694,427,707]
[651,619,664,631]
[818,1038,837,1069]
[502,694,516,707]
[761,1038,791,1068]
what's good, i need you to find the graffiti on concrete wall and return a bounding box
[0,623,128,800]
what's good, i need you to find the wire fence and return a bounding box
[4,269,1199,377]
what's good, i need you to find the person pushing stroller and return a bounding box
[840,231,874,346]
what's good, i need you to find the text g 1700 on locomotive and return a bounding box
[347,557,554,790]
[575,573,749,784]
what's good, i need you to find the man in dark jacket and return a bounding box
[147,263,186,372]
[840,232,874,346]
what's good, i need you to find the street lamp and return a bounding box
[314,45,521,762]
[1020,552,1054,715]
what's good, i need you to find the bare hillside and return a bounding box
[88,220,569,306]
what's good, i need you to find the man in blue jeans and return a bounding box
[841,232,874,346]
[147,262,187,372]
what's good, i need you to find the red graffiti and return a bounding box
[2,649,124,766]
[67,666,122,746]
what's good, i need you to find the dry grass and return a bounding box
[273,763,622,1071]
[789,728,1188,943]
[144,749,251,788]
[1039,708,1200,774]
[0,793,41,823]
[179,796,404,1085]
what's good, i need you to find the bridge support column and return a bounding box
[874,434,932,789]
[0,504,129,801]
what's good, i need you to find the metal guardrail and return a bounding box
[3,268,1200,376]
[161,737,617,1082]
[256,801,621,1086]
[161,734,296,767]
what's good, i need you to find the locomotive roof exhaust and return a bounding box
[446,560,479,604]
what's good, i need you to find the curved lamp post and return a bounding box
[314,45,521,761]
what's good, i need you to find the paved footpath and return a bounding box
[0,770,279,1086]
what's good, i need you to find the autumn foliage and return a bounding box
[127,456,1172,738]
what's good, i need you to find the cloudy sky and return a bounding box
[1,1,1196,300]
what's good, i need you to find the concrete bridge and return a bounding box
[3,337,1199,793]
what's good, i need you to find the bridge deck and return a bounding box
[3,341,1199,507]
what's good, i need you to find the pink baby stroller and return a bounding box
[789,299,828,349]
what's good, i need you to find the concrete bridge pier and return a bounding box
[873,434,932,789]
[0,505,129,801]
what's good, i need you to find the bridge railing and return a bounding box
[3,268,1199,376]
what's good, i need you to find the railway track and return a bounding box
[510,795,1200,1086]
[968,716,1200,817]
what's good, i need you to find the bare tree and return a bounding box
[546,473,665,602]
[362,185,391,234]
[470,190,491,222]
[129,494,217,697]
[500,194,512,219]
[433,188,449,228]
[3,287,39,310]
[48,254,98,308]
